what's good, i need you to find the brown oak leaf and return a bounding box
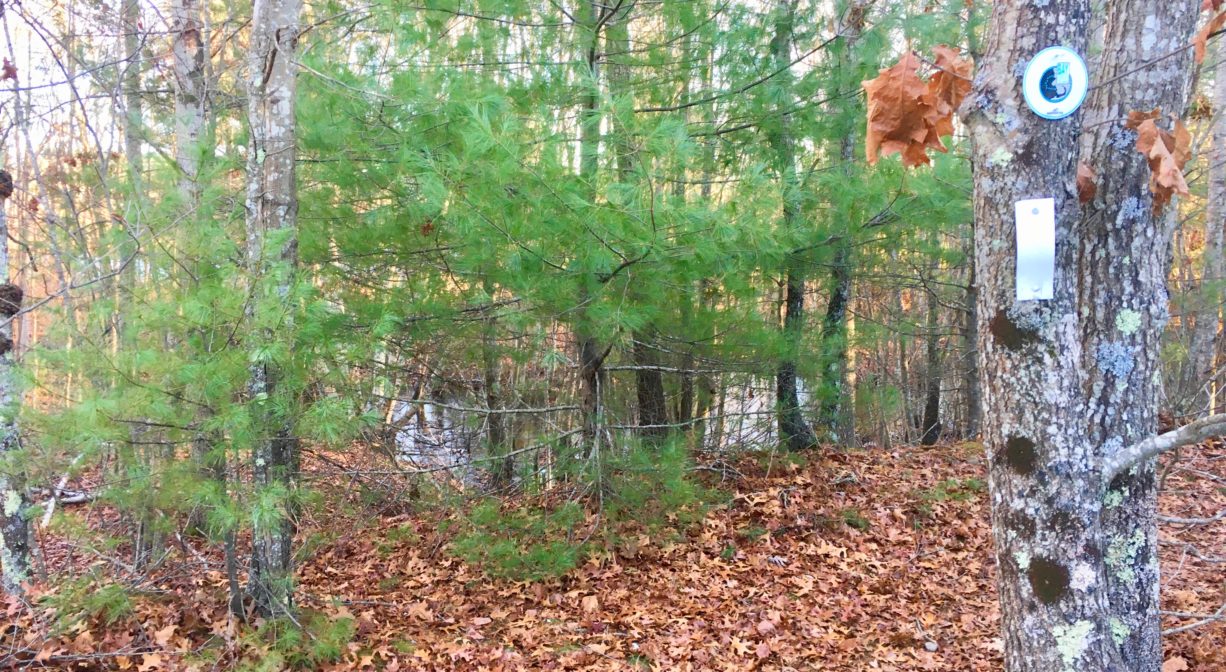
[863,47,972,167]
[1127,110,1191,213]
[1192,10,1226,64]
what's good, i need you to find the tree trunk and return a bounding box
[768,0,817,452]
[1080,2,1198,667]
[1190,35,1226,418]
[966,1,1198,670]
[0,172,29,596]
[920,287,941,446]
[245,0,302,619]
[606,5,669,443]
[576,0,605,450]
[817,1,867,447]
[483,278,510,487]
[172,0,206,203]
[962,244,981,438]
[172,0,218,537]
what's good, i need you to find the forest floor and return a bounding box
[5,440,1225,671]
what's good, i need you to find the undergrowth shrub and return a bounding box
[450,438,719,580]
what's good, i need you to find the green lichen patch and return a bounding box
[1115,309,1142,336]
[1109,617,1130,646]
[1003,436,1038,474]
[2,489,19,518]
[990,309,1041,350]
[1106,530,1147,584]
[1028,557,1070,604]
[1053,620,1094,670]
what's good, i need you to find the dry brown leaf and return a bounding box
[1125,108,1162,130]
[863,46,972,167]
[1077,162,1097,204]
[924,45,974,138]
[1133,114,1192,213]
[1193,10,1226,64]
[863,53,931,166]
[1162,656,1190,672]
[153,624,177,648]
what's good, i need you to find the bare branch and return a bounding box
[1103,413,1226,484]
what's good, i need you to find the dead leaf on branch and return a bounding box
[1192,10,1226,64]
[1126,109,1191,212]
[863,46,973,168]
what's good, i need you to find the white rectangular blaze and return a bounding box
[1014,198,1056,301]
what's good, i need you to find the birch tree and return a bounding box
[245,0,302,619]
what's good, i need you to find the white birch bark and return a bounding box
[245,0,302,619]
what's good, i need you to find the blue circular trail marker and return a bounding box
[1022,47,1088,120]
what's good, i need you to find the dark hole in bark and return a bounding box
[989,309,1040,350]
[0,284,23,317]
[1028,557,1070,604]
[0,335,13,357]
[1003,436,1037,474]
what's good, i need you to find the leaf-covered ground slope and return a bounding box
[6,442,1224,671]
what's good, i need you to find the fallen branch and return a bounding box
[1162,601,1226,635]
[1159,508,1226,526]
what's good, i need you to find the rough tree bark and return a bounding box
[768,0,818,451]
[245,0,302,619]
[965,1,1198,670]
[483,277,510,486]
[0,171,29,596]
[1080,2,1198,666]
